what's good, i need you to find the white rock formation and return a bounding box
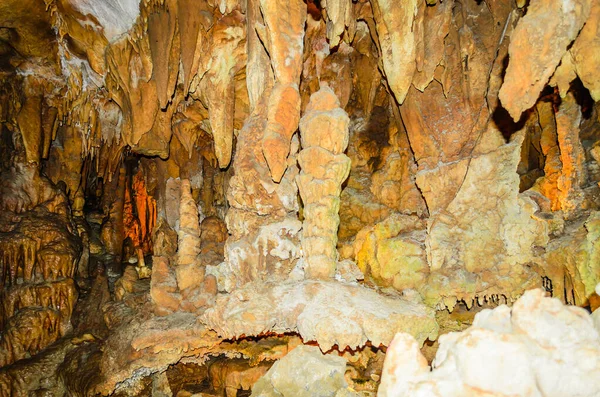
[203,280,438,351]
[67,0,140,41]
[251,345,352,397]
[378,289,600,397]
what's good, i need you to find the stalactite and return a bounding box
[258,0,306,182]
[0,166,81,368]
[499,0,592,120]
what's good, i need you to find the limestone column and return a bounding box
[210,0,304,291]
[176,179,204,291]
[101,163,126,276]
[297,87,351,279]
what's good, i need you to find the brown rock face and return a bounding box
[0,165,81,367]
[370,0,419,104]
[499,0,592,120]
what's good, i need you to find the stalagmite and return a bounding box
[532,101,563,211]
[297,87,351,279]
[101,164,126,275]
[556,92,587,214]
[176,179,203,292]
[150,219,180,315]
[212,89,302,291]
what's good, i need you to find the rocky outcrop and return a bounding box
[378,289,600,397]
[251,345,353,397]
[203,280,439,351]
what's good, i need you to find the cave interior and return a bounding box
[1,0,600,396]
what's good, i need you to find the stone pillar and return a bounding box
[207,0,305,291]
[175,179,204,291]
[297,87,351,279]
[101,163,126,277]
[214,91,302,291]
[555,92,587,215]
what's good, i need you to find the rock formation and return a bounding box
[1,0,600,395]
[251,345,352,397]
[0,162,81,368]
[297,87,351,279]
[378,289,600,397]
[499,0,592,120]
